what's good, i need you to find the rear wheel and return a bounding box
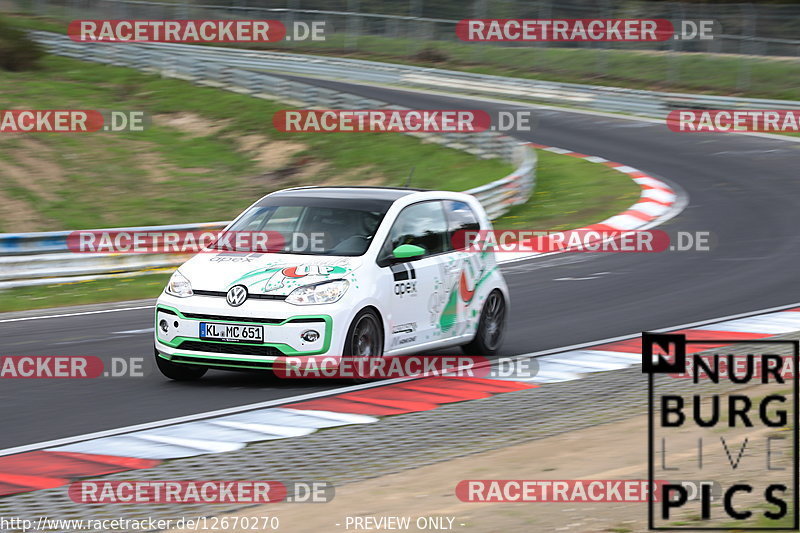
[343,308,384,381]
[155,348,208,381]
[461,290,506,356]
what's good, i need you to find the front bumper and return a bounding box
[154,293,344,370]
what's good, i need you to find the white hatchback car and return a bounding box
[154,187,508,380]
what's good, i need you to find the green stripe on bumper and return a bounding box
[155,304,332,356]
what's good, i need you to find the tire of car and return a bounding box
[154,348,208,381]
[342,308,384,382]
[461,289,506,356]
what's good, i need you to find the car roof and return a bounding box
[268,186,426,201]
[255,186,431,212]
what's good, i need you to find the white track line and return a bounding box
[0,305,153,323]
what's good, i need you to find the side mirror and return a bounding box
[392,244,425,260]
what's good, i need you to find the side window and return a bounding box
[382,201,448,260]
[444,200,480,250]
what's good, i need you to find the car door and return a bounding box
[378,200,452,352]
[442,199,488,338]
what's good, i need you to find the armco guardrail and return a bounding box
[0,221,229,256]
[1,33,536,288]
[0,221,229,288]
[30,32,800,119]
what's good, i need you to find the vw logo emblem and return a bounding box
[226,285,248,307]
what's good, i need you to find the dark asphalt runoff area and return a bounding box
[1,81,799,450]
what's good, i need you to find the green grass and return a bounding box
[496,150,640,230]
[7,14,799,101]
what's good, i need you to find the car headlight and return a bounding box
[286,279,349,305]
[165,270,193,298]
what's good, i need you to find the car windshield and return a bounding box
[222,200,389,256]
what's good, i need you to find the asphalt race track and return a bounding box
[2,80,799,451]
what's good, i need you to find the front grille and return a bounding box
[193,289,287,301]
[180,311,283,324]
[192,289,226,297]
[176,340,284,357]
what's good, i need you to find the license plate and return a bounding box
[200,322,264,343]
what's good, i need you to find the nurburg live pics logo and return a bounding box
[643,332,799,530]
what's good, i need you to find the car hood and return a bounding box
[179,253,361,296]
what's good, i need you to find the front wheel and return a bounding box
[461,290,506,356]
[343,308,384,382]
[155,349,208,381]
